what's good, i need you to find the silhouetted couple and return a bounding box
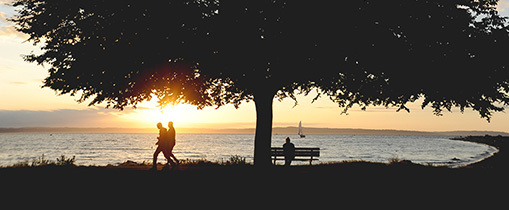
[151,121,179,170]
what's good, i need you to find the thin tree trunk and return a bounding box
[253,93,274,167]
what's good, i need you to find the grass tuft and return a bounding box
[10,154,76,168]
[221,155,247,166]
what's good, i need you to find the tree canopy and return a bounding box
[12,0,509,165]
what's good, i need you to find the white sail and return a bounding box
[298,121,305,137]
[298,121,302,135]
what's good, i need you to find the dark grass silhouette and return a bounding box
[2,155,506,205]
[2,140,508,208]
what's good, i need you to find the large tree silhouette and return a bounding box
[12,0,509,166]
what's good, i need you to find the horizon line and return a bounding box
[1,126,508,136]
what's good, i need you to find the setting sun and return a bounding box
[118,98,197,128]
[112,96,256,130]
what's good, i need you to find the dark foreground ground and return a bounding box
[1,136,508,207]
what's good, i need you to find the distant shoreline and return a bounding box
[1,126,508,136]
[450,135,509,168]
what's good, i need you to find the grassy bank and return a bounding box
[451,135,509,169]
[1,136,508,206]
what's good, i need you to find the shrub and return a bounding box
[31,154,52,167]
[56,155,76,166]
[221,155,247,166]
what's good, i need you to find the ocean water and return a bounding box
[0,133,498,167]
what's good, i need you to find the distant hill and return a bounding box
[0,127,153,133]
[1,126,508,136]
[273,127,509,136]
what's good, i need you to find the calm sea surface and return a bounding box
[0,133,498,167]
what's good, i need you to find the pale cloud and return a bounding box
[0,11,28,40]
[0,11,8,24]
[0,4,28,39]
[0,0,13,4]
[0,23,25,39]
[497,0,509,18]
[0,108,136,127]
[8,81,26,85]
[498,0,509,11]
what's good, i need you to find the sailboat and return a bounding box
[298,121,306,138]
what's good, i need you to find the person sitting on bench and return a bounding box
[283,137,295,166]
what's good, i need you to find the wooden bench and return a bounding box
[271,147,320,165]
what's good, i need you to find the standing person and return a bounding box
[167,121,179,165]
[151,122,175,171]
[283,137,295,166]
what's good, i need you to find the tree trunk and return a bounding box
[253,92,275,167]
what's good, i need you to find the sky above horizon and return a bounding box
[2,1,509,132]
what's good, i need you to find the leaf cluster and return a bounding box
[10,0,509,120]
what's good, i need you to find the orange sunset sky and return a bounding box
[2,1,509,132]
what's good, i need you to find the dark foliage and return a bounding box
[11,0,509,165]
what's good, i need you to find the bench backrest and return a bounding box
[271,147,320,157]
